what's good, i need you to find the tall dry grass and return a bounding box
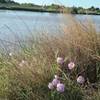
[0,14,100,100]
[37,15,100,82]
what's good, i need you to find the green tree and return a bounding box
[0,0,6,3]
[71,7,78,14]
[89,6,95,11]
[0,0,15,3]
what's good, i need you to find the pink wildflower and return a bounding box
[57,57,64,64]
[68,62,75,70]
[52,78,60,87]
[57,83,65,93]
[77,76,85,84]
[48,83,54,90]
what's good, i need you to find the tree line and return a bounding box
[70,6,100,14]
[0,0,15,3]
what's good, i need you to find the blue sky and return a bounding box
[14,0,100,8]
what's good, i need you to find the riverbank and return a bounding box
[0,7,61,13]
[0,8,100,15]
[0,3,100,15]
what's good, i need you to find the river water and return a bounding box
[0,10,100,52]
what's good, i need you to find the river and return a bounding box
[0,10,100,52]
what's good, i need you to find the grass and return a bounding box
[0,14,100,100]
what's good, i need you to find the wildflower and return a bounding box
[19,60,27,67]
[57,57,64,64]
[68,62,75,70]
[54,75,59,79]
[48,83,54,90]
[22,60,26,63]
[57,83,65,93]
[9,53,12,56]
[52,78,60,87]
[77,76,85,84]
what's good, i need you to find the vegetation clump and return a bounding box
[0,14,100,100]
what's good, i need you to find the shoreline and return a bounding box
[0,7,60,13]
[0,7,100,15]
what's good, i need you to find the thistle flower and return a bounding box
[52,78,60,87]
[48,83,54,90]
[57,83,65,93]
[57,57,64,64]
[68,62,75,70]
[77,76,85,84]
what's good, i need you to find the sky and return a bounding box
[14,0,100,8]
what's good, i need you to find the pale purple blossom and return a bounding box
[57,83,65,93]
[68,62,75,70]
[52,78,60,87]
[77,76,85,84]
[57,57,64,64]
[48,83,54,90]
